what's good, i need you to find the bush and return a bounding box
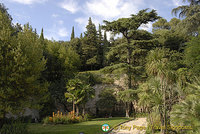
[0,120,28,134]
[42,117,50,124]
[42,111,89,125]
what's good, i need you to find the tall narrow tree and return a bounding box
[71,26,75,40]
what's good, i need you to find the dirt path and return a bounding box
[108,118,147,134]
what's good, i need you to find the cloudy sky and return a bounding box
[1,0,183,41]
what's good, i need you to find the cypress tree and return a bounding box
[71,26,75,40]
[40,28,44,41]
[102,31,110,66]
[80,33,83,39]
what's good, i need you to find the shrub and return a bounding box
[42,111,88,125]
[42,117,50,124]
[0,120,28,134]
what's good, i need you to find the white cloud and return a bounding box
[172,0,182,6]
[45,27,68,40]
[59,0,80,13]
[84,0,144,19]
[9,0,47,5]
[58,28,68,37]
[139,22,153,32]
[75,17,100,32]
[75,17,88,31]
[45,20,68,40]
[74,0,145,35]
[13,12,31,23]
[52,14,59,18]
[58,20,64,25]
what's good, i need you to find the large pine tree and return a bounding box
[102,9,160,117]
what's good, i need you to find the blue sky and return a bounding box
[1,0,183,41]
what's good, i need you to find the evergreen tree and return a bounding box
[71,26,75,40]
[40,28,44,41]
[80,33,83,39]
[102,9,160,117]
[184,33,200,75]
[0,4,48,125]
[97,24,103,68]
[43,40,81,112]
[152,18,186,51]
[102,31,110,67]
[82,17,99,70]
[172,0,200,35]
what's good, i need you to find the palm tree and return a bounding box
[145,48,180,134]
[65,79,82,113]
[79,84,95,115]
[117,89,138,118]
[172,0,200,35]
[172,0,200,18]
[65,78,95,116]
[171,77,200,134]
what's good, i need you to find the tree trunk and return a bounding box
[76,105,79,116]
[148,111,155,134]
[72,100,75,113]
[82,105,85,115]
[125,102,130,117]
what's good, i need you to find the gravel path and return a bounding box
[109,118,147,134]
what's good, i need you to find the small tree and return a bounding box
[65,78,94,116]
[96,89,117,117]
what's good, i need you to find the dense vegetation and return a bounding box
[0,0,200,134]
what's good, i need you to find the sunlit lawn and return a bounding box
[28,117,131,134]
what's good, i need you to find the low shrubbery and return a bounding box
[42,111,89,124]
[0,119,28,134]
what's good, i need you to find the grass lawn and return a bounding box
[28,117,131,134]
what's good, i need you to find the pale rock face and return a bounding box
[6,108,39,120]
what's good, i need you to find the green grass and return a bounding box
[28,117,131,134]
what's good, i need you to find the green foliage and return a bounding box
[172,0,200,35]
[152,18,170,32]
[117,89,139,103]
[102,9,160,117]
[65,78,94,105]
[65,77,95,114]
[43,40,81,112]
[0,5,48,119]
[71,26,75,40]
[171,77,200,134]
[153,18,186,51]
[137,48,184,133]
[103,9,160,37]
[81,17,99,70]
[184,34,200,75]
[0,120,28,134]
[96,89,117,116]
